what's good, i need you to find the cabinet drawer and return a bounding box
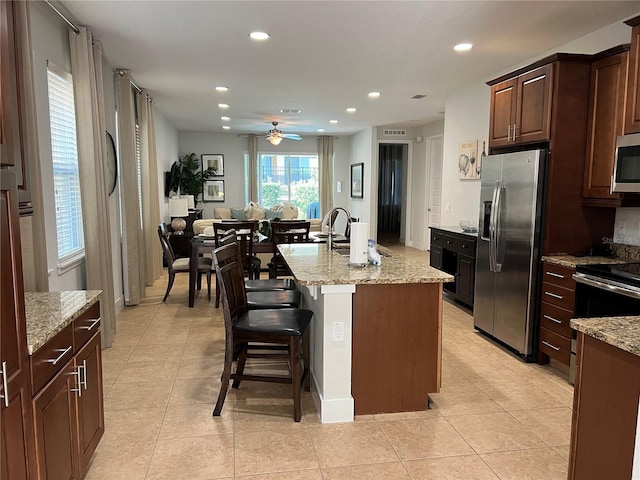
[74,302,101,350]
[430,230,443,247]
[31,323,74,393]
[540,302,573,338]
[542,263,575,290]
[443,235,459,251]
[539,327,571,365]
[458,238,476,256]
[541,281,575,311]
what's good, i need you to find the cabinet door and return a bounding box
[515,64,553,144]
[583,52,628,199]
[456,254,475,306]
[625,23,640,134]
[489,78,517,148]
[32,362,80,480]
[0,172,33,479]
[75,333,104,477]
[429,246,443,270]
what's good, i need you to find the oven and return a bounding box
[570,262,640,383]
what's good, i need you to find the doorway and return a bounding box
[377,143,407,246]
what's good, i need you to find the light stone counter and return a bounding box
[541,255,628,269]
[24,291,102,354]
[571,316,640,357]
[278,243,453,286]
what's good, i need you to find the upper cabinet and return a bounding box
[488,64,553,149]
[624,16,640,134]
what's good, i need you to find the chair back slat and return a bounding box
[214,221,258,277]
[213,243,248,326]
[158,225,176,265]
[271,220,311,245]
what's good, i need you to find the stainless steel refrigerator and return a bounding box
[474,149,546,359]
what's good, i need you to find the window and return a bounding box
[47,63,84,265]
[256,153,319,218]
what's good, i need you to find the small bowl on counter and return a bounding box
[459,220,478,233]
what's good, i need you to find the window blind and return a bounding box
[47,63,84,261]
[135,122,143,228]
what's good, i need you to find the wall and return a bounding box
[155,112,179,222]
[347,128,375,237]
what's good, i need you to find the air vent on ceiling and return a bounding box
[411,94,426,99]
[383,129,407,137]
[280,108,301,114]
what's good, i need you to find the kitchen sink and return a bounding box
[332,247,350,256]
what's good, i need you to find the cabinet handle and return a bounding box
[0,361,8,408]
[543,314,562,325]
[513,124,517,142]
[545,271,565,279]
[462,244,468,249]
[544,291,563,300]
[79,317,101,331]
[70,365,83,397]
[82,360,88,390]
[542,340,561,351]
[47,346,73,365]
[446,240,454,245]
[507,124,511,141]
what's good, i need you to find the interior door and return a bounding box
[425,135,443,251]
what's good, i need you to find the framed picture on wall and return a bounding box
[202,154,224,176]
[350,163,364,198]
[203,180,225,202]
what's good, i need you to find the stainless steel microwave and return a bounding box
[612,133,640,192]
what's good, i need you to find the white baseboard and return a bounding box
[311,373,354,423]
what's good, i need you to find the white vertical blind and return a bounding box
[47,63,84,261]
[135,121,143,228]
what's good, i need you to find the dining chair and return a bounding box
[212,242,313,421]
[268,220,311,279]
[158,226,212,302]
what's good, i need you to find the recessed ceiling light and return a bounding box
[221,116,230,121]
[346,107,357,113]
[329,120,338,124]
[317,128,325,132]
[215,86,229,92]
[454,43,473,52]
[280,108,301,114]
[368,91,381,98]
[222,125,231,130]
[218,103,229,109]
[250,31,270,40]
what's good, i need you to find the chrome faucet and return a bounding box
[323,206,351,251]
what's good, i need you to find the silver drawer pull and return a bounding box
[70,365,83,397]
[0,361,8,408]
[542,340,561,351]
[545,271,565,279]
[543,314,562,324]
[47,346,72,365]
[544,291,563,300]
[79,317,101,331]
[82,360,88,390]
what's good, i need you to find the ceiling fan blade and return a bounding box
[282,134,302,140]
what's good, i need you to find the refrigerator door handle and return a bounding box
[488,181,500,272]
[494,181,503,272]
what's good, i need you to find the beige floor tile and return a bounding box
[428,383,505,416]
[373,409,441,422]
[145,435,234,480]
[510,407,572,447]
[479,381,564,412]
[101,343,135,363]
[236,470,323,480]
[321,462,411,479]
[380,417,474,460]
[169,376,222,405]
[177,355,225,379]
[234,428,318,476]
[104,381,173,411]
[127,342,185,363]
[308,422,399,468]
[83,450,149,480]
[181,340,226,359]
[138,325,191,344]
[159,402,234,439]
[553,444,570,460]
[404,455,500,479]
[447,412,546,454]
[113,360,179,384]
[480,447,568,480]
[186,325,226,344]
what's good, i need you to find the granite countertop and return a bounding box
[571,316,640,357]
[24,291,102,355]
[278,243,454,286]
[430,225,478,237]
[541,255,628,269]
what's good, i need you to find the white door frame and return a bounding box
[425,134,443,251]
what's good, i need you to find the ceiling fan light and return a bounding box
[268,135,283,146]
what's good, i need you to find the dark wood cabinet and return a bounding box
[583,47,630,204]
[624,16,640,134]
[1,172,35,479]
[488,64,552,149]
[429,228,476,309]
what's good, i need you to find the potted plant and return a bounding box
[168,152,217,205]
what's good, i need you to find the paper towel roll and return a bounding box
[349,222,368,266]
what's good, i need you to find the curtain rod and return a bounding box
[44,0,80,34]
[116,70,143,94]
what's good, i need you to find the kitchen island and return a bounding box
[278,243,453,423]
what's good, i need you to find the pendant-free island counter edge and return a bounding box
[277,243,453,423]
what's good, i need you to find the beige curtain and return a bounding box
[69,30,117,347]
[116,70,146,305]
[248,134,258,202]
[318,136,334,216]
[136,91,162,284]
[15,1,49,291]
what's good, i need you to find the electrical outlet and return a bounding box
[332,322,345,342]
[445,203,451,213]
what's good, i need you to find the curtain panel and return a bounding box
[69,30,117,347]
[318,136,334,217]
[116,70,146,305]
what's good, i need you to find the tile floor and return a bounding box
[87,246,574,480]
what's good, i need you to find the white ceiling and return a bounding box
[60,1,639,138]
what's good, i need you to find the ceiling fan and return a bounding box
[264,122,302,145]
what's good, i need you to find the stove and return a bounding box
[574,262,640,301]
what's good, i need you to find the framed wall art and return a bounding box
[350,163,364,198]
[202,154,224,176]
[203,180,225,202]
